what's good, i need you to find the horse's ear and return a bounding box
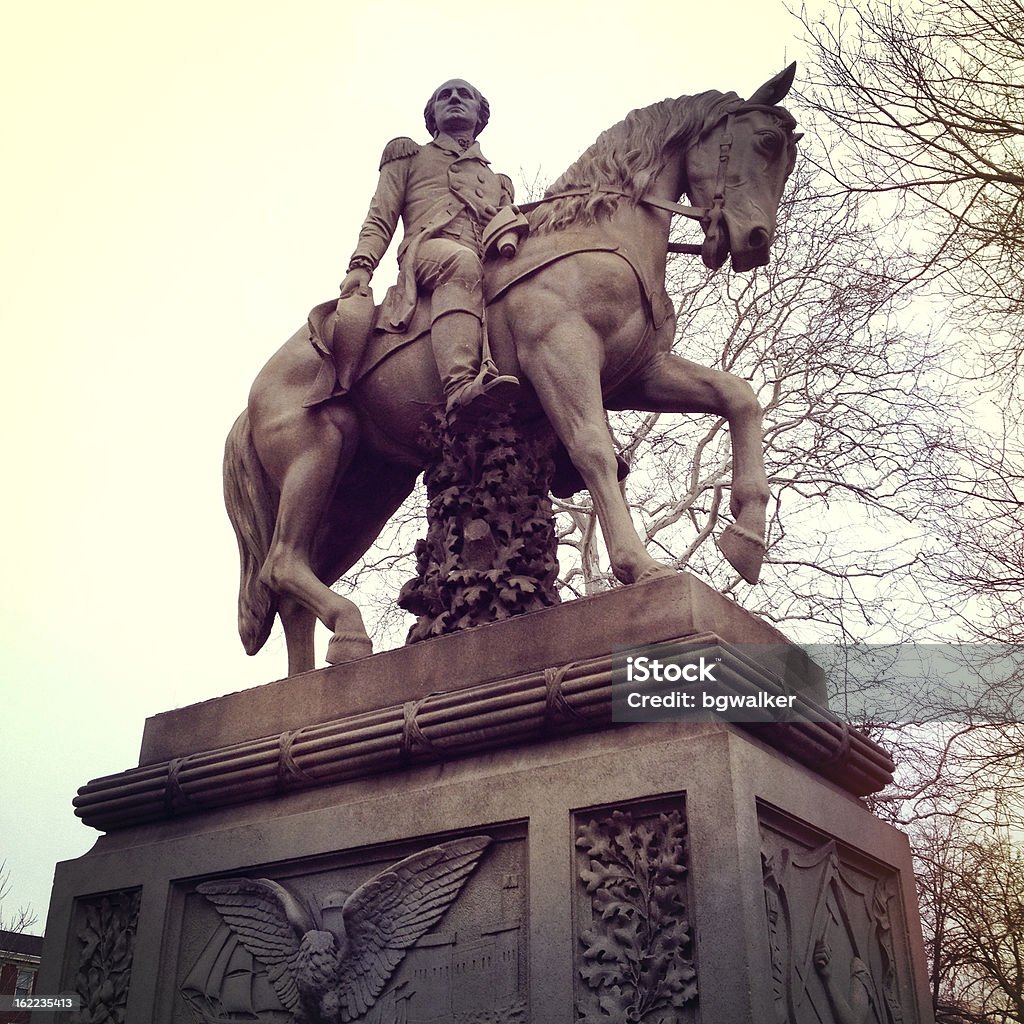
[747,62,797,106]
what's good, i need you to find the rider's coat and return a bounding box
[349,133,514,332]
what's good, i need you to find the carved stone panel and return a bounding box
[66,888,142,1024]
[572,798,697,1024]
[760,805,909,1024]
[174,830,526,1024]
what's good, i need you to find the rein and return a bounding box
[518,187,708,223]
[518,104,758,258]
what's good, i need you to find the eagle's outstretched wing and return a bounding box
[196,876,314,1013]
[337,836,492,1021]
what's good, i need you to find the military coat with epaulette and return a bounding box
[349,133,515,274]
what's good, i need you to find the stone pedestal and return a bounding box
[38,575,934,1023]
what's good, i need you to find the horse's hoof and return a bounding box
[635,563,677,584]
[325,632,373,665]
[717,524,766,584]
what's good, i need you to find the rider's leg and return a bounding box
[415,240,518,413]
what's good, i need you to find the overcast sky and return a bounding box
[1,0,817,926]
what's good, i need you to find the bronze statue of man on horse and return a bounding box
[304,78,528,421]
[224,68,801,675]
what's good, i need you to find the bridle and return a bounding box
[520,104,790,258]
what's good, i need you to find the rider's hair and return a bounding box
[424,81,490,138]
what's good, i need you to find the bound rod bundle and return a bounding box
[74,641,894,830]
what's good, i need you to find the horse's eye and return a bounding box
[756,130,782,155]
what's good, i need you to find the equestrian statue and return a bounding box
[223,68,801,676]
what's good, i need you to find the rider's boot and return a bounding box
[431,310,519,421]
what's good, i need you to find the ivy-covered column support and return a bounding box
[399,411,561,642]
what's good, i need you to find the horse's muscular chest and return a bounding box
[494,250,644,348]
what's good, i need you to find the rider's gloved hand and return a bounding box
[339,268,371,299]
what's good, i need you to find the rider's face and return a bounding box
[432,80,481,137]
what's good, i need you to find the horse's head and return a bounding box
[685,65,801,273]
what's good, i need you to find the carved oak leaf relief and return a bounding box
[70,889,141,1024]
[575,810,696,1023]
[192,836,491,1023]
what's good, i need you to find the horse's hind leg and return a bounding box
[611,350,768,582]
[251,399,372,667]
[278,596,316,676]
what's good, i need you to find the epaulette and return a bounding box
[498,173,515,203]
[379,137,421,169]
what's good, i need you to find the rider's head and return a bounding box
[424,79,490,138]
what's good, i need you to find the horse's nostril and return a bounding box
[749,227,770,249]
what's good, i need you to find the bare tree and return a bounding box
[917,421,1024,644]
[793,0,1024,647]
[0,861,38,935]
[796,0,1024,380]
[913,820,1024,1023]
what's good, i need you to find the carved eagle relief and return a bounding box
[196,836,491,1023]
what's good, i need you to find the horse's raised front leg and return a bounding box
[611,349,769,583]
[250,399,373,671]
[520,318,673,586]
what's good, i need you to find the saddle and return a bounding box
[303,230,670,410]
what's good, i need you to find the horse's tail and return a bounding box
[223,410,277,655]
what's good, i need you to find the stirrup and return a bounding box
[445,371,520,419]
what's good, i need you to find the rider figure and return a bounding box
[339,78,520,417]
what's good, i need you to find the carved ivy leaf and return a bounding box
[506,575,537,592]
[664,961,699,1007]
[427,612,452,636]
[79,925,100,963]
[480,467,509,489]
[437,485,463,510]
[648,922,688,956]
[456,584,491,607]
[576,823,617,861]
[611,918,643,964]
[576,811,695,1020]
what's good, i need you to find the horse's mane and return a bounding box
[528,90,744,235]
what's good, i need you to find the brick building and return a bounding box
[0,931,42,1024]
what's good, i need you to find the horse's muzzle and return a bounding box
[701,216,730,271]
[725,222,772,273]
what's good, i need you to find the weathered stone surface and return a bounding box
[76,628,891,833]
[761,806,909,1023]
[67,889,140,1024]
[41,715,933,1023]
[191,836,498,1023]
[140,572,827,765]
[39,584,931,1022]
[574,803,697,1022]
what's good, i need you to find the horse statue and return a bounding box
[224,66,801,676]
